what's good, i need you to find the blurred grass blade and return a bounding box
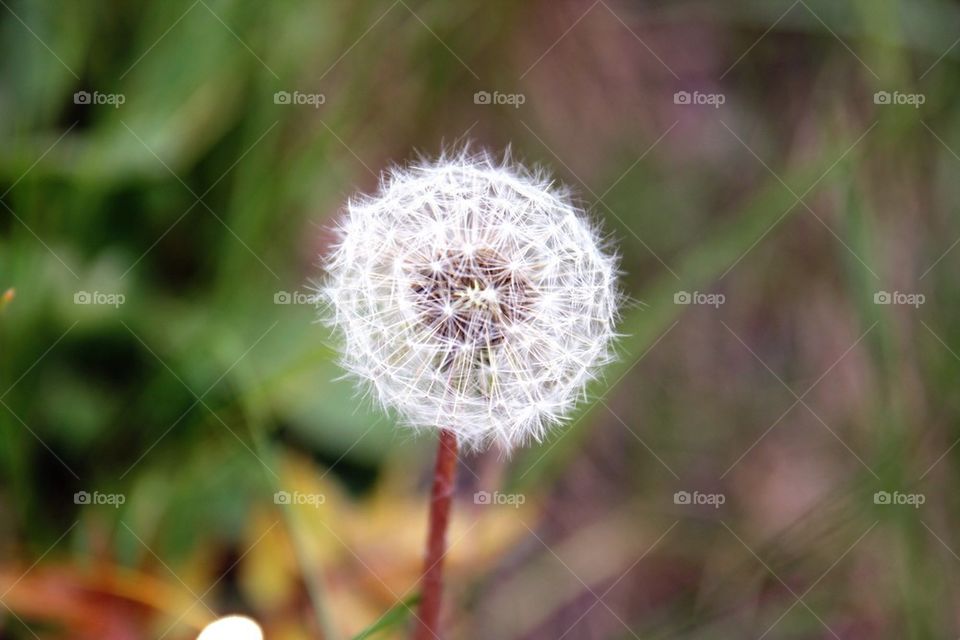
[351,594,421,640]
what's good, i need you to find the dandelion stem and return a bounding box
[413,428,458,640]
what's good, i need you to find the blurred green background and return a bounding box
[2,0,960,638]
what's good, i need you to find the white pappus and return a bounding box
[321,149,619,451]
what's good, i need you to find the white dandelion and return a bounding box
[197,615,263,640]
[322,149,619,451]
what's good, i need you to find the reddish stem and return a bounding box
[413,429,459,640]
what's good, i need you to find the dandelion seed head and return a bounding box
[197,615,263,640]
[323,149,619,451]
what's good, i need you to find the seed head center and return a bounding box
[409,247,532,348]
[454,281,498,311]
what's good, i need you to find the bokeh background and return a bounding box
[2,0,960,638]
